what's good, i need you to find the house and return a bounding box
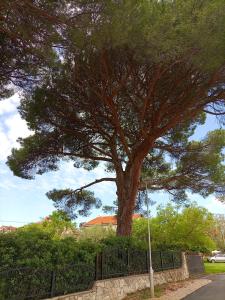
[81,214,142,229]
[0,226,17,233]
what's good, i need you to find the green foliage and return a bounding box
[0,228,99,271]
[68,0,225,71]
[176,129,225,198]
[100,235,135,251]
[132,203,216,252]
[0,204,216,273]
[0,0,63,99]
[210,214,225,251]
[0,229,55,270]
[5,0,225,234]
[47,190,102,219]
[0,211,102,271]
[142,128,225,205]
[79,225,115,242]
[7,134,60,179]
[21,211,77,240]
[0,223,136,271]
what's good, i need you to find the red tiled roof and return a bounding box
[0,226,17,233]
[83,214,141,226]
[36,216,51,224]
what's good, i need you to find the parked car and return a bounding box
[208,253,225,263]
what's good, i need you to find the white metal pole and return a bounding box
[145,182,155,298]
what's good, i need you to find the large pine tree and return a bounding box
[7,0,225,235]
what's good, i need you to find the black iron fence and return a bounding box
[0,264,95,300]
[95,249,182,280]
[0,250,182,300]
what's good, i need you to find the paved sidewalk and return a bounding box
[150,278,211,300]
[182,274,225,300]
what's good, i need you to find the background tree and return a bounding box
[78,225,115,242]
[21,210,78,239]
[132,203,216,252]
[211,214,225,251]
[7,0,225,236]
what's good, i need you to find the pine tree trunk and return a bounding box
[116,160,142,236]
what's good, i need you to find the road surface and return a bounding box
[182,274,225,300]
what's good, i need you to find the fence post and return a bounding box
[172,252,175,269]
[50,270,56,298]
[95,253,103,280]
[146,250,149,273]
[160,251,163,271]
[95,254,99,280]
[100,252,103,280]
[127,249,130,275]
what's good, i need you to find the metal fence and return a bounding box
[0,264,95,300]
[0,250,182,300]
[95,249,182,280]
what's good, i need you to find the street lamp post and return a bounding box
[145,182,155,298]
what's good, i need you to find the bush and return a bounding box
[0,202,216,272]
[0,228,99,271]
[78,225,115,242]
[132,203,216,253]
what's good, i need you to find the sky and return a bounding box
[1,94,225,227]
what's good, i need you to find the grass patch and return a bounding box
[123,285,164,299]
[204,262,225,274]
[123,281,188,299]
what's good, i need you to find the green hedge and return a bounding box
[0,228,151,271]
[0,229,183,300]
[0,229,100,271]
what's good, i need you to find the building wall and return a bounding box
[47,253,189,300]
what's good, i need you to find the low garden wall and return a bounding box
[48,253,189,300]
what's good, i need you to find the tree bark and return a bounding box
[116,159,142,236]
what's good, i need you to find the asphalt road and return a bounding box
[182,274,225,300]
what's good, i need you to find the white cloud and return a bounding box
[204,197,225,213]
[5,113,31,143]
[0,112,31,161]
[0,129,11,160]
[0,178,18,190]
[0,94,20,115]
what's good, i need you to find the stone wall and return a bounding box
[47,253,189,300]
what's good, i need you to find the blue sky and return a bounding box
[0,94,225,227]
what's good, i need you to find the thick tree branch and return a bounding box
[56,152,113,162]
[203,109,225,116]
[91,145,112,158]
[74,177,116,193]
